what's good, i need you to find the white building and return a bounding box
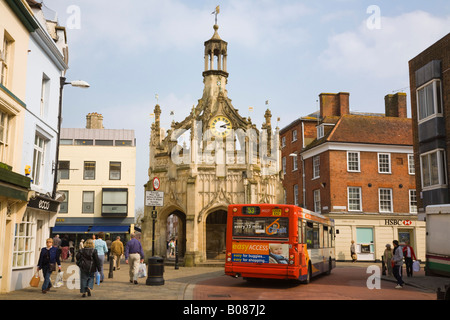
[54,113,136,243]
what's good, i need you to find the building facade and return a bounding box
[142,23,283,266]
[409,33,450,212]
[281,92,425,262]
[55,113,136,245]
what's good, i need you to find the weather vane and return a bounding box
[211,5,220,24]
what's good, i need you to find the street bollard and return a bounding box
[175,243,179,270]
[146,256,165,286]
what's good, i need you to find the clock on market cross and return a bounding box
[210,115,232,137]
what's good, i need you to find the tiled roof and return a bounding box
[303,114,412,151]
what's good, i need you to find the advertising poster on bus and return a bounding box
[231,242,289,264]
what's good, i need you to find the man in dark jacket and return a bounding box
[76,239,101,297]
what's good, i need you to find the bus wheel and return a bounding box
[300,263,311,284]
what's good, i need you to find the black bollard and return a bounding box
[175,242,179,270]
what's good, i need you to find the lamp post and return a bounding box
[52,76,90,199]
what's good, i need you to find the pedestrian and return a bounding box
[392,240,404,289]
[60,236,70,261]
[79,239,85,250]
[69,239,75,262]
[111,236,124,270]
[37,238,61,294]
[402,241,417,277]
[106,237,112,262]
[383,244,393,276]
[76,239,101,298]
[94,232,108,282]
[350,240,357,262]
[169,239,175,257]
[52,234,61,248]
[125,233,144,284]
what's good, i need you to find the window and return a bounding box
[292,130,297,142]
[82,191,95,213]
[60,139,73,145]
[347,152,360,172]
[293,185,299,206]
[95,140,114,146]
[282,157,286,174]
[32,134,47,186]
[317,125,324,139]
[313,155,320,179]
[408,154,415,175]
[115,140,133,146]
[84,161,96,180]
[348,187,362,211]
[102,188,128,217]
[0,110,9,163]
[292,156,298,171]
[314,189,321,213]
[379,188,393,213]
[40,73,50,117]
[1,32,14,87]
[58,161,70,180]
[59,191,68,213]
[281,136,286,148]
[378,153,391,174]
[417,80,442,122]
[305,222,320,249]
[409,190,417,213]
[13,212,35,269]
[109,162,121,180]
[421,149,447,189]
[75,139,93,145]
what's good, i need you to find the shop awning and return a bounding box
[52,226,90,233]
[90,226,129,233]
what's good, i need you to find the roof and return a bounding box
[61,128,135,142]
[302,114,413,152]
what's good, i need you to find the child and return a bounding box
[269,244,288,264]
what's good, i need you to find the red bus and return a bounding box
[225,204,336,283]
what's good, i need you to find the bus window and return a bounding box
[305,222,313,249]
[323,225,329,248]
[313,223,320,249]
[330,227,334,247]
[233,217,289,238]
[298,219,303,244]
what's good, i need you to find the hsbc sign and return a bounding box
[384,219,413,226]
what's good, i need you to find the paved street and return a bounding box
[0,260,448,302]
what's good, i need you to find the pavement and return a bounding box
[0,260,448,300]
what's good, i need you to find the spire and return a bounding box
[203,23,228,78]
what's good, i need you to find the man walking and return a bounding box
[125,233,144,284]
[392,240,404,289]
[111,236,124,270]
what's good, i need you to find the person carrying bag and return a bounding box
[37,238,61,294]
[76,239,101,298]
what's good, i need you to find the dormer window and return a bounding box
[317,125,324,139]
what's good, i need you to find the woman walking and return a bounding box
[37,238,61,294]
[76,239,101,298]
[392,240,405,289]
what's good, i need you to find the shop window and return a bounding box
[13,212,35,269]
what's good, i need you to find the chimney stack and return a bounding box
[319,92,350,118]
[86,113,104,129]
[385,93,407,118]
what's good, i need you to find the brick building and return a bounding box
[408,33,450,212]
[281,92,425,261]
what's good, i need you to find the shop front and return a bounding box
[331,214,426,262]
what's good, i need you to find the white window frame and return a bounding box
[417,79,443,124]
[313,155,320,179]
[292,155,298,171]
[347,151,360,172]
[32,134,47,186]
[13,212,35,269]
[59,190,69,213]
[317,125,324,139]
[348,187,362,212]
[40,73,51,117]
[282,157,286,175]
[379,188,393,213]
[82,191,95,213]
[408,154,415,175]
[292,130,297,142]
[378,153,391,174]
[409,189,417,214]
[314,189,321,213]
[1,33,13,87]
[281,136,286,148]
[294,185,299,206]
[0,109,9,163]
[420,149,447,190]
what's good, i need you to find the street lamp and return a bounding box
[52,76,90,199]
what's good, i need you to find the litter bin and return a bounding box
[146,256,165,286]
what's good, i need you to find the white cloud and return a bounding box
[319,10,450,79]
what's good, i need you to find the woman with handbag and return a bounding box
[76,239,101,298]
[37,238,61,294]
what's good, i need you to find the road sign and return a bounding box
[145,191,164,207]
[152,177,160,190]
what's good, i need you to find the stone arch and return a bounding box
[154,205,186,259]
[204,207,228,260]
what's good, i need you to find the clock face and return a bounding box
[210,116,232,137]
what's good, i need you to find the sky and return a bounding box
[39,0,450,213]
